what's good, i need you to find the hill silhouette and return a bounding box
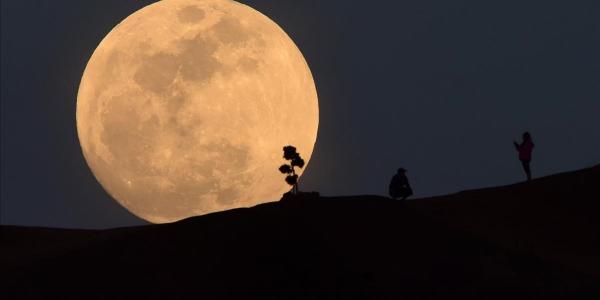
[2,165,599,299]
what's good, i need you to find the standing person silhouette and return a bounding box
[389,168,413,200]
[513,132,535,181]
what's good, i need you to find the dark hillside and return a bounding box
[2,166,599,299]
[411,165,600,279]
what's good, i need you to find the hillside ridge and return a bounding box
[1,165,599,299]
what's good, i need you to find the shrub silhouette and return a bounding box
[279,145,305,195]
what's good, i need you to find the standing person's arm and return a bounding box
[513,141,520,150]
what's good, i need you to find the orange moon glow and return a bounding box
[76,0,318,223]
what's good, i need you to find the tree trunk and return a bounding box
[292,167,298,195]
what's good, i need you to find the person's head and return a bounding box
[397,167,407,174]
[522,132,531,141]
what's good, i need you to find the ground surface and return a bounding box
[2,165,599,299]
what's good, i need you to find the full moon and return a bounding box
[77,0,318,223]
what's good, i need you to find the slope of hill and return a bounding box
[411,165,600,279]
[1,166,599,299]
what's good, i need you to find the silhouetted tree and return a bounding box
[279,145,305,195]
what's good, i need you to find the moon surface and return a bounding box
[76,0,318,223]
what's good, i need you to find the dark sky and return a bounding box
[2,0,599,229]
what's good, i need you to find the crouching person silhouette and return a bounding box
[389,168,413,200]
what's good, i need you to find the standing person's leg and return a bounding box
[521,159,532,181]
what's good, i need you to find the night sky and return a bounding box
[2,0,599,229]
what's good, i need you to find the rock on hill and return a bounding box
[1,165,599,299]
